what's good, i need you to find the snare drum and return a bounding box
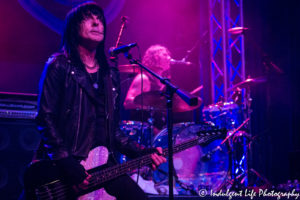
[152,123,230,194]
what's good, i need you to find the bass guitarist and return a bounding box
[27,2,166,200]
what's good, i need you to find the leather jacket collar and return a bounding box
[70,64,104,106]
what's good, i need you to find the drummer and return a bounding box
[123,44,172,134]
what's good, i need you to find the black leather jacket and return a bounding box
[36,52,150,161]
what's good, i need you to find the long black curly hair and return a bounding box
[61,2,108,69]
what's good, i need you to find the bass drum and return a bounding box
[152,123,230,195]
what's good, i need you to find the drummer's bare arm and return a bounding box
[124,74,151,109]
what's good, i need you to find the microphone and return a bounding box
[170,58,192,65]
[109,43,137,57]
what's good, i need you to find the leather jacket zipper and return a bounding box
[73,88,82,152]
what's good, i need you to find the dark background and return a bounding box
[243,0,300,184]
[0,0,299,199]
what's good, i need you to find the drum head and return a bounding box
[152,123,230,194]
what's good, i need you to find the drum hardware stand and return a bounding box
[147,107,155,145]
[123,50,198,200]
[226,80,252,190]
[175,177,199,195]
[155,168,199,195]
[219,118,250,190]
[239,82,256,188]
[225,77,272,191]
[243,84,271,190]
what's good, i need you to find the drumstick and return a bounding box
[221,118,250,145]
[190,85,203,95]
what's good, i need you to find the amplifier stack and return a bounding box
[0,92,40,200]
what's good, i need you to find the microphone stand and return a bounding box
[123,51,198,200]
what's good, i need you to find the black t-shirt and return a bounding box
[89,69,108,149]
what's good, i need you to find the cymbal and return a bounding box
[133,91,202,112]
[227,76,266,91]
[174,94,202,112]
[118,64,142,73]
[133,91,164,109]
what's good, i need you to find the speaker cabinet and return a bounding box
[0,119,40,200]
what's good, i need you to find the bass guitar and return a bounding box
[23,128,226,200]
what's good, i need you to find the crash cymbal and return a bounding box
[133,91,202,112]
[227,76,266,91]
[118,64,142,73]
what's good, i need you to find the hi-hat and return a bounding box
[227,76,266,91]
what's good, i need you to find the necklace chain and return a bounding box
[88,69,99,89]
[84,62,100,89]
